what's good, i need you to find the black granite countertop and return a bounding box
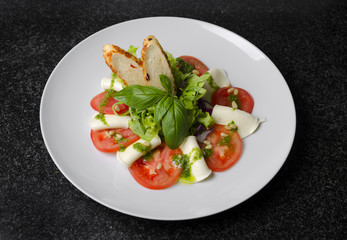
[1,0,346,239]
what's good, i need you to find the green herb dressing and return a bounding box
[228,94,241,109]
[95,113,108,126]
[99,89,116,111]
[133,142,151,154]
[218,135,231,146]
[172,147,203,183]
[119,145,126,152]
[203,148,213,158]
[143,151,153,161]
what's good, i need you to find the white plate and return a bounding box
[40,17,296,220]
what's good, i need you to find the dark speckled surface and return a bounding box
[1,0,346,239]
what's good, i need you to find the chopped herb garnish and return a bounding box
[116,138,128,144]
[99,89,116,111]
[95,113,108,126]
[133,142,151,154]
[143,151,153,161]
[218,135,231,146]
[119,145,126,152]
[203,148,213,158]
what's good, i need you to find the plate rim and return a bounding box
[40,16,296,221]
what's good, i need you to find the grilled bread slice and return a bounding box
[142,36,175,92]
[103,44,146,86]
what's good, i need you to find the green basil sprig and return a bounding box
[113,85,166,110]
[113,76,188,149]
[161,99,187,149]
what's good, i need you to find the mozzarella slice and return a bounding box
[208,68,231,88]
[203,68,231,101]
[101,77,124,91]
[117,136,162,167]
[90,113,131,131]
[212,105,266,138]
[179,136,212,183]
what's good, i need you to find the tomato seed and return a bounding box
[205,145,212,149]
[220,132,228,137]
[203,140,211,145]
[114,105,120,112]
[156,163,162,170]
[233,89,239,95]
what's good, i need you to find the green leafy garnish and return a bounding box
[178,72,214,134]
[154,95,173,123]
[161,98,188,149]
[159,74,173,95]
[129,107,160,142]
[114,84,187,149]
[166,52,191,87]
[127,45,138,57]
[114,85,166,110]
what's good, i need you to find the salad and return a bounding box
[89,35,264,190]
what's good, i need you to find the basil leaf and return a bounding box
[114,85,167,110]
[162,98,188,149]
[159,74,173,95]
[112,86,133,103]
[154,95,173,123]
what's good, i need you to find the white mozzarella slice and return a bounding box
[117,136,162,167]
[208,68,231,88]
[211,105,266,138]
[90,113,131,131]
[203,68,231,101]
[101,77,123,91]
[179,136,212,183]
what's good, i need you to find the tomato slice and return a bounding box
[211,87,254,114]
[179,55,209,76]
[91,128,140,153]
[129,144,183,190]
[90,91,129,114]
[203,124,242,172]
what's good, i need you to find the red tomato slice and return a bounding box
[211,87,254,114]
[179,55,209,76]
[91,128,140,153]
[129,144,183,190]
[90,91,129,114]
[203,124,242,172]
